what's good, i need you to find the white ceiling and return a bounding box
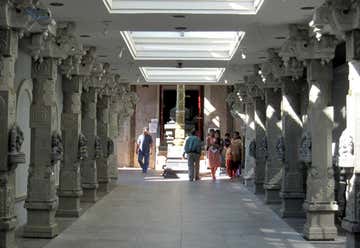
[41,0,325,85]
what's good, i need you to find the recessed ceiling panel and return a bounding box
[121,31,245,60]
[140,67,226,83]
[103,0,264,14]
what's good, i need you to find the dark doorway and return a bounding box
[159,86,204,145]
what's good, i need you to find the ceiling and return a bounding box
[41,0,325,85]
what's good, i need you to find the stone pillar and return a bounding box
[264,88,282,203]
[81,86,98,202]
[303,59,338,240]
[254,96,266,194]
[280,77,305,217]
[23,58,59,238]
[174,84,185,145]
[109,97,119,185]
[97,94,111,193]
[56,76,83,217]
[0,28,26,248]
[342,30,360,247]
[243,102,256,187]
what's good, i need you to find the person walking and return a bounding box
[183,129,202,181]
[136,127,153,174]
[208,130,222,180]
[230,131,243,178]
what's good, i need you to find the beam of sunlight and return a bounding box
[266,105,275,119]
[255,112,266,131]
[212,115,220,127]
[204,97,216,116]
[309,84,320,104]
[282,96,302,127]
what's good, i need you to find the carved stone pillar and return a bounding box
[0,28,25,248]
[280,77,305,217]
[243,101,256,187]
[264,88,282,203]
[56,76,83,217]
[174,84,185,145]
[303,59,338,240]
[254,96,266,194]
[109,97,119,184]
[97,94,111,193]
[81,86,98,202]
[342,30,360,247]
[23,58,60,238]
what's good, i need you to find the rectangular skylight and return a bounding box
[104,0,264,14]
[121,31,245,60]
[140,67,226,83]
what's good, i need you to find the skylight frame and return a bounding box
[121,31,245,61]
[103,0,265,15]
[140,67,226,83]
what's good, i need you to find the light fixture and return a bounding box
[139,67,226,83]
[121,31,245,60]
[300,6,315,10]
[50,2,64,7]
[241,50,247,59]
[80,34,91,38]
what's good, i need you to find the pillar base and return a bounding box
[303,201,338,240]
[280,192,305,218]
[23,201,58,238]
[342,219,360,248]
[56,191,82,218]
[253,182,264,194]
[81,187,98,203]
[0,218,17,248]
[98,181,110,193]
[264,188,281,204]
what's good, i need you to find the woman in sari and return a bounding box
[207,131,222,180]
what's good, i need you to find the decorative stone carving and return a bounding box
[249,139,256,159]
[107,138,114,158]
[261,136,268,160]
[275,136,285,162]
[338,129,354,168]
[94,136,102,159]
[7,125,25,165]
[78,133,88,161]
[51,132,63,165]
[299,131,312,164]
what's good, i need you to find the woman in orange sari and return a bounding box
[207,131,222,180]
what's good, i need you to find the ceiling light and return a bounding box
[300,6,315,10]
[50,2,64,7]
[172,15,186,18]
[121,31,245,60]
[258,56,267,59]
[80,34,91,38]
[241,51,247,59]
[99,55,108,58]
[175,27,187,31]
[140,67,226,83]
[103,0,265,15]
[274,36,286,40]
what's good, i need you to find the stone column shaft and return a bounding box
[303,59,338,240]
[109,101,119,184]
[23,58,59,238]
[57,76,83,217]
[174,84,185,144]
[244,102,256,187]
[254,97,266,194]
[342,29,360,247]
[280,77,305,218]
[97,95,111,193]
[81,87,98,202]
[0,28,22,248]
[264,88,283,203]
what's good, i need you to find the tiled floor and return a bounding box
[26,170,345,248]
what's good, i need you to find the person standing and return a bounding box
[136,127,153,174]
[230,131,243,177]
[183,129,202,181]
[208,131,222,180]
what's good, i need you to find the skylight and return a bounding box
[121,31,245,60]
[140,67,226,83]
[103,0,264,14]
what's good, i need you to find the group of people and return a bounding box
[183,128,243,181]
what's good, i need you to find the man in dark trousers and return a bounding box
[183,129,202,181]
[136,127,153,174]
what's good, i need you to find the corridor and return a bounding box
[41,170,316,248]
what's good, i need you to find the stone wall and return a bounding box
[116,118,132,167]
[134,85,159,169]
